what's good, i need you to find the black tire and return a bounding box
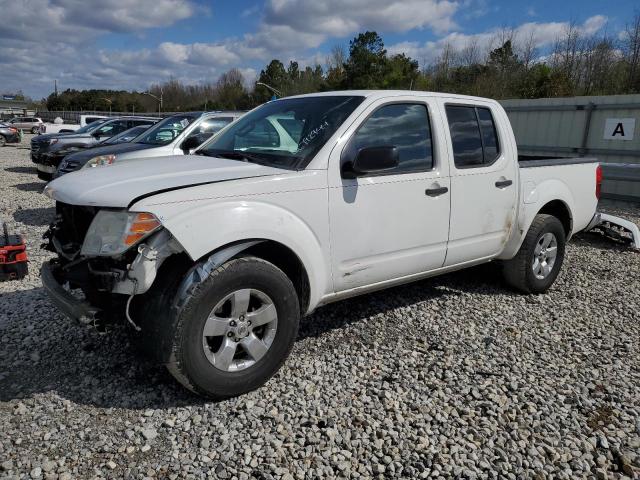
[0,136,5,147]
[37,170,52,181]
[31,127,39,134]
[503,214,566,294]
[162,256,300,399]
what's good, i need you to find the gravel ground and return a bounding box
[1,134,639,480]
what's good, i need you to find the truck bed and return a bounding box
[518,155,598,168]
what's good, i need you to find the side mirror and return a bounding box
[342,146,399,178]
[181,135,202,153]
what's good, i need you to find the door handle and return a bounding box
[425,186,449,197]
[495,180,513,188]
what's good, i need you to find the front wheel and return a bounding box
[165,256,300,399]
[0,136,6,147]
[31,126,39,134]
[502,214,566,294]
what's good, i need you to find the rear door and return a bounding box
[440,100,517,266]
[328,97,451,291]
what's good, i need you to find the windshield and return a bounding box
[74,119,108,134]
[102,125,149,145]
[197,96,364,170]
[134,114,196,145]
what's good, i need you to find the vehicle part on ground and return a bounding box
[587,212,640,250]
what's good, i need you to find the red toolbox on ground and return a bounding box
[0,223,28,281]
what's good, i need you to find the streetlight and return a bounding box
[256,82,282,99]
[143,88,163,115]
[102,97,112,115]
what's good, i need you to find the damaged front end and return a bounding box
[41,202,183,330]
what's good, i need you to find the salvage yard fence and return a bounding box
[500,94,640,203]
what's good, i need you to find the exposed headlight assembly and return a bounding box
[84,154,116,169]
[81,211,161,256]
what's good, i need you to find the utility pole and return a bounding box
[143,88,163,115]
[103,98,112,115]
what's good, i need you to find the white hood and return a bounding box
[44,155,286,208]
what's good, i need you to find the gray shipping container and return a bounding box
[500,94,640,203]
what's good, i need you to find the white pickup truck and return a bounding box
[41,91,602,398]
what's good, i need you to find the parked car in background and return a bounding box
[41,91,602,399]
[80,114,109,127]
[53,124,157,178]
[0,123,21,146]
[40,114,110,134]
[7,117,44,134]
[54,111,242,176]
[31,116,157,180]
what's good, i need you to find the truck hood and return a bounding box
[44,154,287,208]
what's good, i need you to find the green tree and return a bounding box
[255,59,288,101]
[383,54,420,89]
[344,31,388,89]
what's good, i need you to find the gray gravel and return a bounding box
[1,135,640,479]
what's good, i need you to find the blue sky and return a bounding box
[1,0,637,98]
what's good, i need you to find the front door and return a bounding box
[328,98,451,292]
[441,101,517,266]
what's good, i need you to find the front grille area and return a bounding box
[44,202,98,260]
[56,202,97,247]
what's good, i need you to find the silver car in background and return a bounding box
[57,111,243,174]
[7,117,44,134]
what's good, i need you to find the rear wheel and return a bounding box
[163,256,300,399]
[31,126,39,134]
[503,214,566,294]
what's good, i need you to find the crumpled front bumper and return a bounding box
[41,261,102,324]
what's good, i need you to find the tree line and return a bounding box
[43,13,640,112]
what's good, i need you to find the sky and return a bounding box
[0,0,637,99]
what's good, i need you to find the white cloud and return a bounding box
[264,0,460,38]
[0,1,612,99]
[388,15,609,65]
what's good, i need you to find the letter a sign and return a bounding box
[604,118,635,141]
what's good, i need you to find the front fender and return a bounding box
[141,199,330,313]
[499,178,575,260]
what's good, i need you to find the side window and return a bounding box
[445,105,500,168]
[112,121,129,134]
[348,103,433,174]
[94,123,115,136]
[477,108,499,163]
[235,118,280,149]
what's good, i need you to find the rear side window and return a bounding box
[446,105,500,168]
[348,103,433,174]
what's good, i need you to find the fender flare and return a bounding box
[499,179,575,260]
[148,199,330,312]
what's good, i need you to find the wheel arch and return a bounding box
[499,183,576,260]
[190,239,312,315]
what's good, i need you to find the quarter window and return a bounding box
[348,103,433,174]
[445,105,500,168]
